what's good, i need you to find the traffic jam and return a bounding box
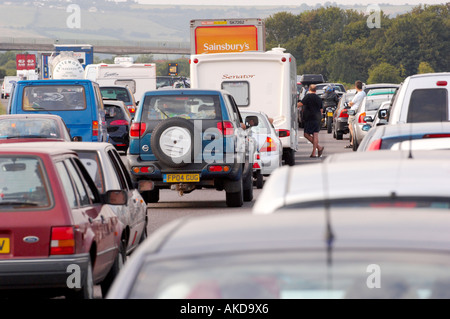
[1,6,450,303]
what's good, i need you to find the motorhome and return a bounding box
[190,47,298,165]
[84,62,157,104]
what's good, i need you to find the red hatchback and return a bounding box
[0,147,127,298]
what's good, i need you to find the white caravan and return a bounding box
[84,62,157,104]
[190,47,298,165]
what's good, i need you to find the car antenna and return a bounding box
[321,162,335,290]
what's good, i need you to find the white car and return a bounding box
[241,110,282,188]
[253,150,450,214]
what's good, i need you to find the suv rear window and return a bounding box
[141,95,221,120]
[407,89,448,122]
[22,85,86,111]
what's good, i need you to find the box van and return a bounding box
[7,79,108,142]
[1,76,20,99]
[84,63,157,105]
[190,47,298,165]
[387,72,450,124]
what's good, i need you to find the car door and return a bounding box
[223,94,248,163]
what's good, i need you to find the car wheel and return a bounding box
[66,256,94,299]
[100,240,126,297]
[327,117,332,134]
[225,178,244,207]
[142,188,159,203]
[353,138,359,151]
[336,131,343,140]
[138,221,148,245]
[243,170,253,202]
[283,148,295,166]
[150,118,198,168]
[255,170,264,189]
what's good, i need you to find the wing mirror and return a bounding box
[378,109,389,120]
[364,116,373,123]
[347,109,356,116]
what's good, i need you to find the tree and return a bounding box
[417,61,435,74]
[367,62,403,84]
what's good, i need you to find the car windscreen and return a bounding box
[127,250,450,299]
[141,95,221,120]
[22,85,86,111]
[407,88,448,122]
[0,156,52,209]
[0,118,62,139]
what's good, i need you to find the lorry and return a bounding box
[190,18,266,55]
[84,62,157,105]
[1,76,20,99]
[190,47,298,166]
[49,52,85,80]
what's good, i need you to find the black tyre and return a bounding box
[225,178,244,207]
[327,117,332,133]
[243,170,253,202]
[142,188,159,203]
[255,170,263,189]
[101,240,126,297]
[66,256,94,299]
[283,148,295,166]
[336,131,343,140]
[150,117,198,168]
[353,138,359,151]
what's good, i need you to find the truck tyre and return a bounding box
[150,118,197,168]
[225,178,244,207]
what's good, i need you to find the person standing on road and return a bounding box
[298,84,325,158]
[346,80,366,149]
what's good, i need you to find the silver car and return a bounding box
[253,150,450,214]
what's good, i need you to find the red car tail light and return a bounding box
[437,81,447,86]
[339,108,349,118]
[260,137,277,152]
[50,227,75,255]
[130,122,146,137]
[128,107,136,114]
[217,121,234,136]
[367,138,382,151]
[110,120,129,126]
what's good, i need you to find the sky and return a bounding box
[127,0,446,5]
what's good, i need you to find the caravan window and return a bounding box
[222,81,249,107]
[115,80,136,94]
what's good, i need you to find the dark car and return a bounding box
[100,85,137,118]
[0,147,127,299]
[103,100,132,153]
[332,89,357,140]
[127,89,255,207]
[107,208,450,299]
[0,114,73,142]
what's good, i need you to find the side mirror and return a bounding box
[103,190,127,205]
[347,109,356,116]
[378,109,388,120]
[364,116,373,123]
[245,115,259,128]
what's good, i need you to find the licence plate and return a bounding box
[327,112,333,116]
[163,174,200,183]
[0,238,10,254]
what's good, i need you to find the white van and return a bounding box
[387,72,450,124]
[190,47,298,166]
[1,76,20,99]
[84,63,157,104]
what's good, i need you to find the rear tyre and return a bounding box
[352,138,359,152]
[336,131,343,140]
[243,170,253,202]
[101,240,126,297]
[327,117,332,133]
[255,171,263,189]
[66,256,94,299]
[226,178,244,207]
[283,148,295,166]
[142,188,159,203]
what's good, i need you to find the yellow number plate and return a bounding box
[0,238,10,254]
[327,112,333,116]
[163,174,200,183]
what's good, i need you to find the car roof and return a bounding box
[0,141,113,152]
[136,209,450,258]
[0,114,65,120]
[370,122,450,138]
[253,150,450,213]
[0,146,76,157]
[144,89,227,96]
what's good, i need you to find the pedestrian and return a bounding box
[346,80,367,149]
[298,84,324,158]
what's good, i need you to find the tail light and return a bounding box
[367,138,382,151]
[217,121,234,136]
[260,137,277,152]
[437,81,447,86]
[423,134,450,138]
[130,122,146,137]
[110,120,129,126]
[92,120,99,136]
[50,227,75,255]
[277,129,290,137]
[128,107,136,114]
[358,112,366,124]
[339,109,348,118]
[208,165,230,172]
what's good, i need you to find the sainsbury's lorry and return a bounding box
[190,18,266,55]
[190,47,298,166]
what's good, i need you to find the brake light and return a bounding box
[110,120,129,126]
[130,122,146,137]
[50,227,75,255]
[253,162,261,169]
[208,165,230,172]
[128,107,136,114]
[437,81,447,86]
[217,121,234,136]
[92,120,99,136]
[423,134,450,138]
[277,129,290,137]
[367,138,382,151]
[339,109,349,118]
[260,137,277,152]
[358,112,366,123]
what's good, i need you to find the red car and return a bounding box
[0,147,127,298]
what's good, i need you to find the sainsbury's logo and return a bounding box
[203,42,250,53]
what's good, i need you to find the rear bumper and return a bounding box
[335,118,349,133]
[0,254,89,290]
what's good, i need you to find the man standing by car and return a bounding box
[298,84,324,158]
[346,80,366,149]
